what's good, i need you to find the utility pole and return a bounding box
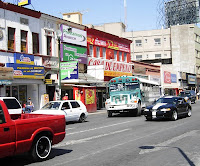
[124,0,127,30]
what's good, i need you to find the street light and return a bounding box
[56,28,62,100]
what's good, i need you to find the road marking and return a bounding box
[54,128,130,147]
[139,130,198,155]
[66,119,140,136]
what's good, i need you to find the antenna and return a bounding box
[124,0,127,29]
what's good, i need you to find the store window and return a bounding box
[6,86,11,97]
[124,53,127,62]
[12,86,18,99]
[21,30,28,53]
[32,33,39,54]
[114,51,117,60]
[103,48,106,59]
[89,45,93,57]
[8,27,15,51]
[47,36,52,56]
[96,46,100,58]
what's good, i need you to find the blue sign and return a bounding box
[171,74,177,83]
[188,75,196,85]
[6,63,44,79]
[14,53,34,65]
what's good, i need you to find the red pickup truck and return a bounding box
[0,99,66,161]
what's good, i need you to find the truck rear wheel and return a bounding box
[31,136,52,161]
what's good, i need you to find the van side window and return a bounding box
[0,105,6,124]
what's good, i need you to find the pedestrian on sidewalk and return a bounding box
[62,93,69,100]
[25,97,34,113]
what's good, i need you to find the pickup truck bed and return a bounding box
[0,100,66,161]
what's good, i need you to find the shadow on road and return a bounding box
[139,145,195,166]
[0,148,73,166]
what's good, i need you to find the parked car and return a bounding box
[0,99,66,161]
[0,97,22,114]
[32,100,88,123]
[143,96,192,121]
[179,90,196,104]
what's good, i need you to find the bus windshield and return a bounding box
[110,83,139,92]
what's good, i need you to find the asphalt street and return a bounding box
[2,101,200,166]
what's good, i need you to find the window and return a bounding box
[62,102,70,110]
[103,48,106,59]
[154,38,161,45]
[32,33,39,54]
[124,53,127,62]
[3,99,21,109]
[114,50,117,60]
[0,105,6,124]
[164,37,167,41]
[136,55,142,60]
[146,54,149,59]
[145,39,148,43]
[135,40,142,46]
[47,36,52,55]
[21,30,27,53]
[96,46,100,58]
[155,54,161,59]
[89,45,93,57]
[119,52,122,61]
[8,27,15,51]
[70,101,80,108]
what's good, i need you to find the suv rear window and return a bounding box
[3,99,21,109]
[70,101,80,108]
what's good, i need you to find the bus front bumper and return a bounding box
[106,103,138,111]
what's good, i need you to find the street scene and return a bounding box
[1,101,200,166]
[1,0,200,165]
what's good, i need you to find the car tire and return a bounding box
[171,110,178,121]
[107,111,112,117]
[146,116,152,121]
[187,107,192,117]
[79,114,86,123]
[30,136,52,161]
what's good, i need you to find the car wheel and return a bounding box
[146,116,152,121]
[187,107,192,117]
[79,114,86,123]
[107,111,112,117]
[30,136,51,161]
[171,110,178,121]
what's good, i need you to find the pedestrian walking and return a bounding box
[25,97,34,113]
[62,93,69,100]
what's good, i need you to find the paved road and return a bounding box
[2,101,200,166]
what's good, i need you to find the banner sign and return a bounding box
[18,0,31,6]
[164,71,171,84]
[61,24,87,47]
[61,44,87,64]
[188,75,196,84]
[0,80,12,85]
[60,61,78,80]
[42,56,59,69]
[14,53,34,65]
[171,74,177,83]
[88,58,132,77]
[6,63,44,79]
[85,89,95,104]
[87,35,130,53]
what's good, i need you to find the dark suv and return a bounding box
[179,90,196,104]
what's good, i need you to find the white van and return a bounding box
[0,97,22,114]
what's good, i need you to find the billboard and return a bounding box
[60,61,78,80]
[18,0,31,6]
[164,71,171,84]
[14,53,34,65]
[61,44,87,64]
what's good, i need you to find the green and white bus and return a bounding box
[105,75,161,117]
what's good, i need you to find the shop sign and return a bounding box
[14,53,34,65]
[87,35,130,53]
[0,80,12,85]
[85,89,95,104]
[188,75,196,84]
[61,25,87,47]
[45,79,52,84]
[18,0,31,6]
[42,56,58,69]
[171,74,177,83]
[60,61,78,80]
[88,58,132,77]
[61,44,87,64]
[6,63,44,79]
[164,71,171,84]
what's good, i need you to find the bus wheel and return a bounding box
[137,103,142,116]
[107,111,112,117]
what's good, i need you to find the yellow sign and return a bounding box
[45,79,52,84]
[104,71,132,77]
[18,0,31,6]
[85,89,95,105]
[75,90,81,101]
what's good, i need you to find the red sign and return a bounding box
[87,35,130,53]
[164,71,171,84]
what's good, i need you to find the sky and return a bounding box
[5,0,164,31]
